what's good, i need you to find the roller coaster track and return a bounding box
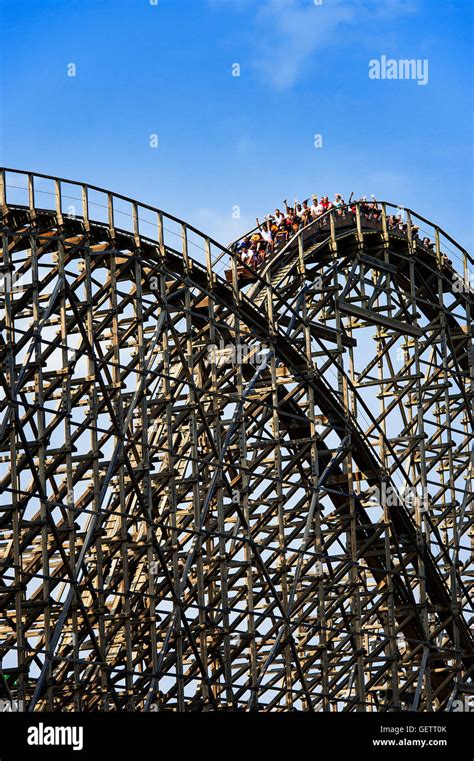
[0,169,472,712]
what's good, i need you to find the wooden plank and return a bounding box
[339,300,423,337]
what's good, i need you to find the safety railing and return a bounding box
[0,168,230,290]
[1,169,472,299]
[212,199,473,291]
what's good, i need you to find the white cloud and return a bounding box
[254,0,357,90]
[214,0,417,91]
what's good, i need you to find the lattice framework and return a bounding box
[0,169,472,712]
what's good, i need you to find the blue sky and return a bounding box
[0,0,472,249]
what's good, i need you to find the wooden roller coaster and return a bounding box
[0,169,472,711]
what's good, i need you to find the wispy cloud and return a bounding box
[213,0,417,91]
[253,0,357,90]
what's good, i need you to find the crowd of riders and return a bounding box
[234,193,434,270]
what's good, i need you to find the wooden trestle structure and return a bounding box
[0,169,472,711]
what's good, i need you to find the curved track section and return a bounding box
[0,170,472,712]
